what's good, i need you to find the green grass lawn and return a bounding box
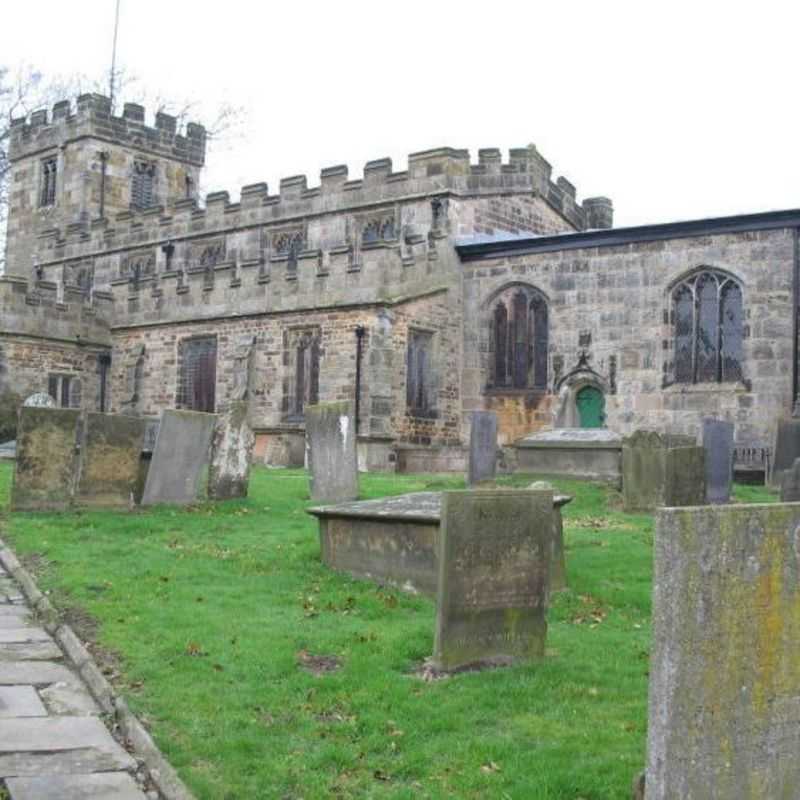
[0,464,775,799]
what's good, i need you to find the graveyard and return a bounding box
[0,456,775,799]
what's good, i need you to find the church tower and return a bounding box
[4,93,206,278]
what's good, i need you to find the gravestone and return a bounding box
[305,401,358,503]
[771,419,800,487]
[433,488,553,670]
[622,430,705,512]
[74,413,147,508]
[529,480,572,592]
[779,458,800,502]
[141,410,217,506]
[12,407,80,511]
[468,411,498,485]
[702,418,734,504]
[208,401,255,500]
[645,503,800,799]
[22,392,55,408]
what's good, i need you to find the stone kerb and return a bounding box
[622,430,705,512]
[305,401,358,504]
[644,503,800,799]
[433,488,553,671]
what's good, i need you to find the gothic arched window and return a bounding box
[489,286,549,390]
[670,269,744,384]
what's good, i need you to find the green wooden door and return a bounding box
[576,386,605,428]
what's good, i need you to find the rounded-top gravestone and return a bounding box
[22,392,56,408]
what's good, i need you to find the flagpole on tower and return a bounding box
[109,0,121,110]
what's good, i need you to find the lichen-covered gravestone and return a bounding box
[208,401,255,500]
[780,458,800,502]
[770,419,800,487]
[468,411,498,486]
[305,401,358,503]
[528,480,572,592]
[12,407,80,511]
[702,418,734,504]
[75,413,147,508]
[645,503,800,799]
[433,488,553,670]
[141,410,217,506]
[622,430,705,512]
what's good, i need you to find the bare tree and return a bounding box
[0,64,245,272]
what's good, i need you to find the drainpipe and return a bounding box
[793,228,800,416]
[354,326,366,434]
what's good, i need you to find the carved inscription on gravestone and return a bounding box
[433,488,552,670]
[645,504,800,799]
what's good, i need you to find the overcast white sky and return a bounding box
[2,0,798,228]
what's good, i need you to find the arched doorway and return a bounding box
[576,385,605,428]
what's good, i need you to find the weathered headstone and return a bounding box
[433,488,553,670]
[779,457,800,502]
[468,411,498,486]
[702,418,734,504]
[622,430,705,512]
[771,419,800,487]
[12,407,80,511]
[141,410,217,506]
[22,392,55,408]
[645,503,800,799]
[74,413,147,508]
[305,401,358,503]
[528,480,572,592]
[208,401,255,500]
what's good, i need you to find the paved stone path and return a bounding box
[0,565,148,798]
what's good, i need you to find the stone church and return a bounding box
[1,93,795,470]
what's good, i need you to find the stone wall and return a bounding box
[462,227,795,448]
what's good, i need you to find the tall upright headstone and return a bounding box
[75,413,147,508]
[779,458,800,502]
[645,503,800,799]
[208,401,255,500]
[771,419,800,487]
[433,488,553,670]
[468,411,498,486]
[305,401,358,503]
[622,430,705,512]
[12,407,80,511]
[702,418,734,504]
[141,410,217,506]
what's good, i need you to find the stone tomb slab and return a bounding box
[208,401,255,500]
[12,407,80,512]
[305,401,358,503]
[433,488,553,670]
[75,413,147,508]
[7,772,146,800]
[514,428,623,482]
[0,686,46,718]
[468,411,498,485]
[702,418,734,504]
[309,490,572,596]
[645,503,800,799]
[141,410,217,506]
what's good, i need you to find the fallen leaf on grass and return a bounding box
[481,761,501,774]
[296,650,342,676]
[185,642,208,657]
[373,770,390,781]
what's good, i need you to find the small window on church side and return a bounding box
[47,373,80,408]
[283,328,321,419]
[406,329,436,416]
[40,158,57,207]
[131,161,156,209]
[177,336,217,412]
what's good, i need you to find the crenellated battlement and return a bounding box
[0,275,112,345]
[8,93,206,166]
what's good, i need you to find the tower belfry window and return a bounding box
[131,161,156,209]
[40,158,57,207]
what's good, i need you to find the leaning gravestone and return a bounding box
[770,418,800,487]
[645,503,800,799]
[208,401,255,500]
[305,401,358,503]
[141,410,217,506]
[74,413,147,508]
[433,488,553,670]
[702,418,734,504]
[622,430,705,512]
[12,407,80,511]
[779,458,800,502]
[468,411,498,485]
